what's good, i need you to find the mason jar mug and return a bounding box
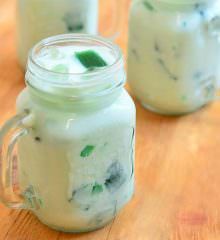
[17,0,123,68]
[0,34,136,232]
[128,0,220,115]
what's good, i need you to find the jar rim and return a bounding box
[26,34,125,87]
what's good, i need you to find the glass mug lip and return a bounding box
[27,34,125,87]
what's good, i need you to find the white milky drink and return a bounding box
[128,0,220,115]
[0,35,136,232]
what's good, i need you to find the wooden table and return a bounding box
[1,0,220,239]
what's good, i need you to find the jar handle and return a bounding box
[99,0,124,39]
[0,111,32,209]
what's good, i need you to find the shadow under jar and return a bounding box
[128,0,220,115]
[0,34,136,232]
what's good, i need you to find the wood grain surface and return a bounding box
[1,0,220,239]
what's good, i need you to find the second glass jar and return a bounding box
[128,0,220,115]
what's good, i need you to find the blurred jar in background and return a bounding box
[17,0,122,68]
[127,0,220,115]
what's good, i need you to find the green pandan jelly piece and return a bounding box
[75,50,107,69]
[62,12,84,32]
[80,145,95,158]
[92,183,103,195]
[143,1,154,11]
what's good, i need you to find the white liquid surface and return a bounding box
[35,45,115,74]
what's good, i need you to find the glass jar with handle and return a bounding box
[128,0,220,115]
[17,0,124,68]
[0,34,136,232]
